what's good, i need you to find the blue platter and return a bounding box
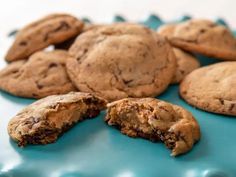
[0,15,235,177]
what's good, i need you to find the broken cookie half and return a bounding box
[105,98,200,156]
[8,92,107,146]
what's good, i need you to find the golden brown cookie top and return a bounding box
[67,23,176,101]
[106,98,200,156]
[174,19,236,48]
[5,13,84,62]
[157,23,177,38]
[180,61,236,116]
[82,24,105,32]
[0,50,76,98]
[168,19,236,61]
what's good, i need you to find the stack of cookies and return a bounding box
[1,14,177,101]
[1,13,236,157]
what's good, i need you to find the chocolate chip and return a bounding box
[142,52,148,58]
[86,109,100,118]
[101,31,115,35]
[19,41,27,46]
[123,79,133,84]
[229,104,235,111]
[200,29,206,33]
[44,21,70,41]
[48,104,58,109]
[54,37,75,50]
[76,48,88,61]
[56,21,70,31]
[163,132,178,149]
[179,70,185,74]
[219,98,224,105]
[32,93,39,97]
[83,97,94,104]
[36,81,43,89]
[11,70,19,74]
[49,63,58,68]
[83,48,88,54]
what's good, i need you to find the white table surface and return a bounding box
[0,0,235,31]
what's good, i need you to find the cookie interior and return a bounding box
[8,93,107,146]
[105,98,200,156]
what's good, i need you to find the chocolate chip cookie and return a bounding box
[168,19,236,61]
[66,23,176,101]
[5,13,84,62]
[105,98,200,156]
[180,62,236,116]
[8,92,107,146]
[0,50,76,98]
[158,24,200,83]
